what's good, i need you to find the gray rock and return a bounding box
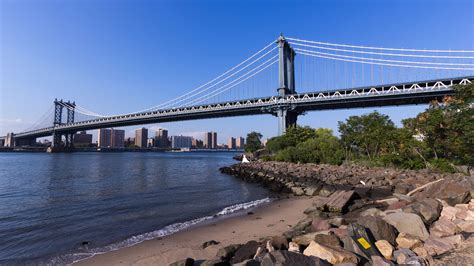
[412,179,471,206]
[358,215,398,245]
[402,198,442,225]
[263,235,289,250]
[393,248,416,264]
[169,258,194,266]
[371,255,396,266]
[383,212,429,240]
[313,233,341,248]
[216,244,241,261]
[201,240,220,249]
[261,250,331,266]
[406,256,427,266]
[230,241,263,264]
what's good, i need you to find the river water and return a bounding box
[0,152,273,264]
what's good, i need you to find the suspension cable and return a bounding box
[286,37,474,53]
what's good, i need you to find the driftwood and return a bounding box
[316,190,355,213]
[406,178,445,196]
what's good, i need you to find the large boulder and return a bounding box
[261,250,331,266]
[383,212,429,240]
[411,179,471,205]
[217,244,242,261]
[292,232,328,246]
[231,241,263,264]
[402,198,442,225]
[423,236,456,256]
[311,219,332,232]
[429,218,460,237]
[264,235,289,250]
[313,233,342,248]
[358,215,398,245]
[303,241,359,265]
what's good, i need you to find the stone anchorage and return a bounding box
[171,161,473,265]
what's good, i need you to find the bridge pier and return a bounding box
[275,34,298,135]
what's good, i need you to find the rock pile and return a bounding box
[220,161,471,203]
[169,162,473,265]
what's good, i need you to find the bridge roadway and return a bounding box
[2,76,472,141]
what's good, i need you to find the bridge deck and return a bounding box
[4,76,472,140]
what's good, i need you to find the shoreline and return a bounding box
[75,196,314,266]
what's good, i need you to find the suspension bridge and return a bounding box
[1,35,473,150]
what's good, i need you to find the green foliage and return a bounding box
[429,158,456,173]
[262,84,473,173]
[338,111,397,160]
[273,128,344,165]
[245,131,263,153]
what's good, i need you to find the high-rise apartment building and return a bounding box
[192,138,203,148]
[111,129,125,148]
[155,129,169,148]
[98,128,124,148]
[236,137,245,149]
[98,128,112,148]
[204,132,212,149]
[73,131,93,146]
[211,132,217,149]
[135,128,148,148]
[227,137,236,149]
[171,135,193,149]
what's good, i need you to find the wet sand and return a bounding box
[76,196,314,266]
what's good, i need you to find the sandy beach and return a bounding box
[76,196,314,266]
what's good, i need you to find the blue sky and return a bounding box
[1,0,473,143]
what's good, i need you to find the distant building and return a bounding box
[147,138,155,147]
[204,132,212,149]
[227,137,236,149]
[192,138,203,148]
[171,135,193,149]
[98,128,112,148]
[73,131,93,146]
[135,128,148,148]
[98,128,124,148]
[212,132,217,149]
[111,129,125,148]
[124,137,135,147]
[155,128,169,148]
[236,137,245,149]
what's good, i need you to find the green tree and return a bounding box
[245,131,263,153]
[266,126,317,153]
[338,111,397,160]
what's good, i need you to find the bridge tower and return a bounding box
[52,99,63,147]
[275,35,299,135]
[64,101,76,148]
[51,99,76,148]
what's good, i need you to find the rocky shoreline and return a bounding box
[170,161,473,265]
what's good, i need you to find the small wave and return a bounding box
[50,197,272,265]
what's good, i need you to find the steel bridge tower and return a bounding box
[52,99,76,148]
[275,35,299,135]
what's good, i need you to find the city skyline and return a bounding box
[2,1,473,140]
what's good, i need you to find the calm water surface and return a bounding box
[0,152,273,264]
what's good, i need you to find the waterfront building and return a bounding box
[73,131,93,146]
[212,132,217,149]
[236,137,245,149]
[171,135,193,149]
[147,138,154,147]
[97,128,112,148]
[204,132,212,148]
[227,137,236,149]
[192,138,203,148]
[155,128,169,148]
[135,128,148,148]
[111,129,125,148]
